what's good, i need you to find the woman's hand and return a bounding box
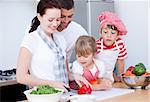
[49,81,70,92]
[73,73,92,88]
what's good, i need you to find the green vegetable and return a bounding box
[30,85,61,95]
[136,63,145,69]
[133,63,146,76]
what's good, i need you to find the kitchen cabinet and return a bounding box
[0,84,27,102]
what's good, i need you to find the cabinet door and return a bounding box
[88,0,114,38]
[74,0,88,31]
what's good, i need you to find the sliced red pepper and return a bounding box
[89,79,98,85]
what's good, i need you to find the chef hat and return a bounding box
[98,11,127,35]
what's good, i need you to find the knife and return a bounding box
[64,86,71,92]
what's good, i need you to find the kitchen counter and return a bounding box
[98,82,150,102]
[18,82,150,102]
[0,79,17,87]
[99,90,149,102]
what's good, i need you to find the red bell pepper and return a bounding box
[77,84,92,94]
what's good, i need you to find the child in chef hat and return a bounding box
[96,11,128,82]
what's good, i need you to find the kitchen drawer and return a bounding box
[0,84,27,102]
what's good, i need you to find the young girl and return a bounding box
[96,11,128,82]
[72,35,112,91]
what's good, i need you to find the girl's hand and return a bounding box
[73,73,92,88]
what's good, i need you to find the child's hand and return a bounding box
[73,73,92,88]
[98,78,113,90]
[113,73,121,82]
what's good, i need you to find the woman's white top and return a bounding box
[20,28,66,81]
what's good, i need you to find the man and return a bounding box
[56,0,88,63]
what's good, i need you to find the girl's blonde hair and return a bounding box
[75,35,97,57]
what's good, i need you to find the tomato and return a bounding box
[124,71,132,76]
[127,66,135,72]
[77,84,92,94]
[124,66,135,76]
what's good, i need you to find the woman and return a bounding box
[16,0,69,92]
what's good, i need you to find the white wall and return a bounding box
[0,0,37,70]
[114,0,149,71]
[148,0,150,71]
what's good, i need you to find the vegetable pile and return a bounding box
[124,63,150,76]
[30,85,62,95]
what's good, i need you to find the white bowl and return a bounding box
[24,88,64,102]
[68,94,96,102]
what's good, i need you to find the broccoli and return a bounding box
[30,85,61,95]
